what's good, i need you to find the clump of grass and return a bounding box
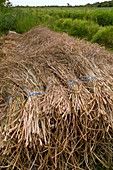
[54,18,73,33]
[0,13,16,33]
[90,9,113,26]
[70,19,99,40]
[13,9,39,33]
[91,26,113,49]
[55,18,99,41]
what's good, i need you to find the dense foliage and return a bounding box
[0,0,11,7]
[0,0,6,6]
[91,26,113,49]
[85,0,113,7]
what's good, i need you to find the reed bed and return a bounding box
[0,27,113,170]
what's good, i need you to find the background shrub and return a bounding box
[0,13,16,33]
[91,10,113,26]
[54,18,99,41]
[71,19,99,40]
[14,9,38,33]
[55,18,73,33]
[91,26,113,49]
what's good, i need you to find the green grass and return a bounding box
[92,26,113,49]
[54,18,99,40]
[0,6,113,50]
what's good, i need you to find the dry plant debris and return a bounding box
[0,27,113,170]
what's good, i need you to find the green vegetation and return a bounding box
[55,18,99,40]
[85,0,113,7]
[92,26,113,49]
[0,0,8,7]
[0,0,12,8]
[0,6,113,50]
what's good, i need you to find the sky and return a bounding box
[10,0,109,6]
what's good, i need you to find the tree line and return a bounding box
[85,0,113,7]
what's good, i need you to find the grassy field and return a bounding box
[0,6,113,49]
